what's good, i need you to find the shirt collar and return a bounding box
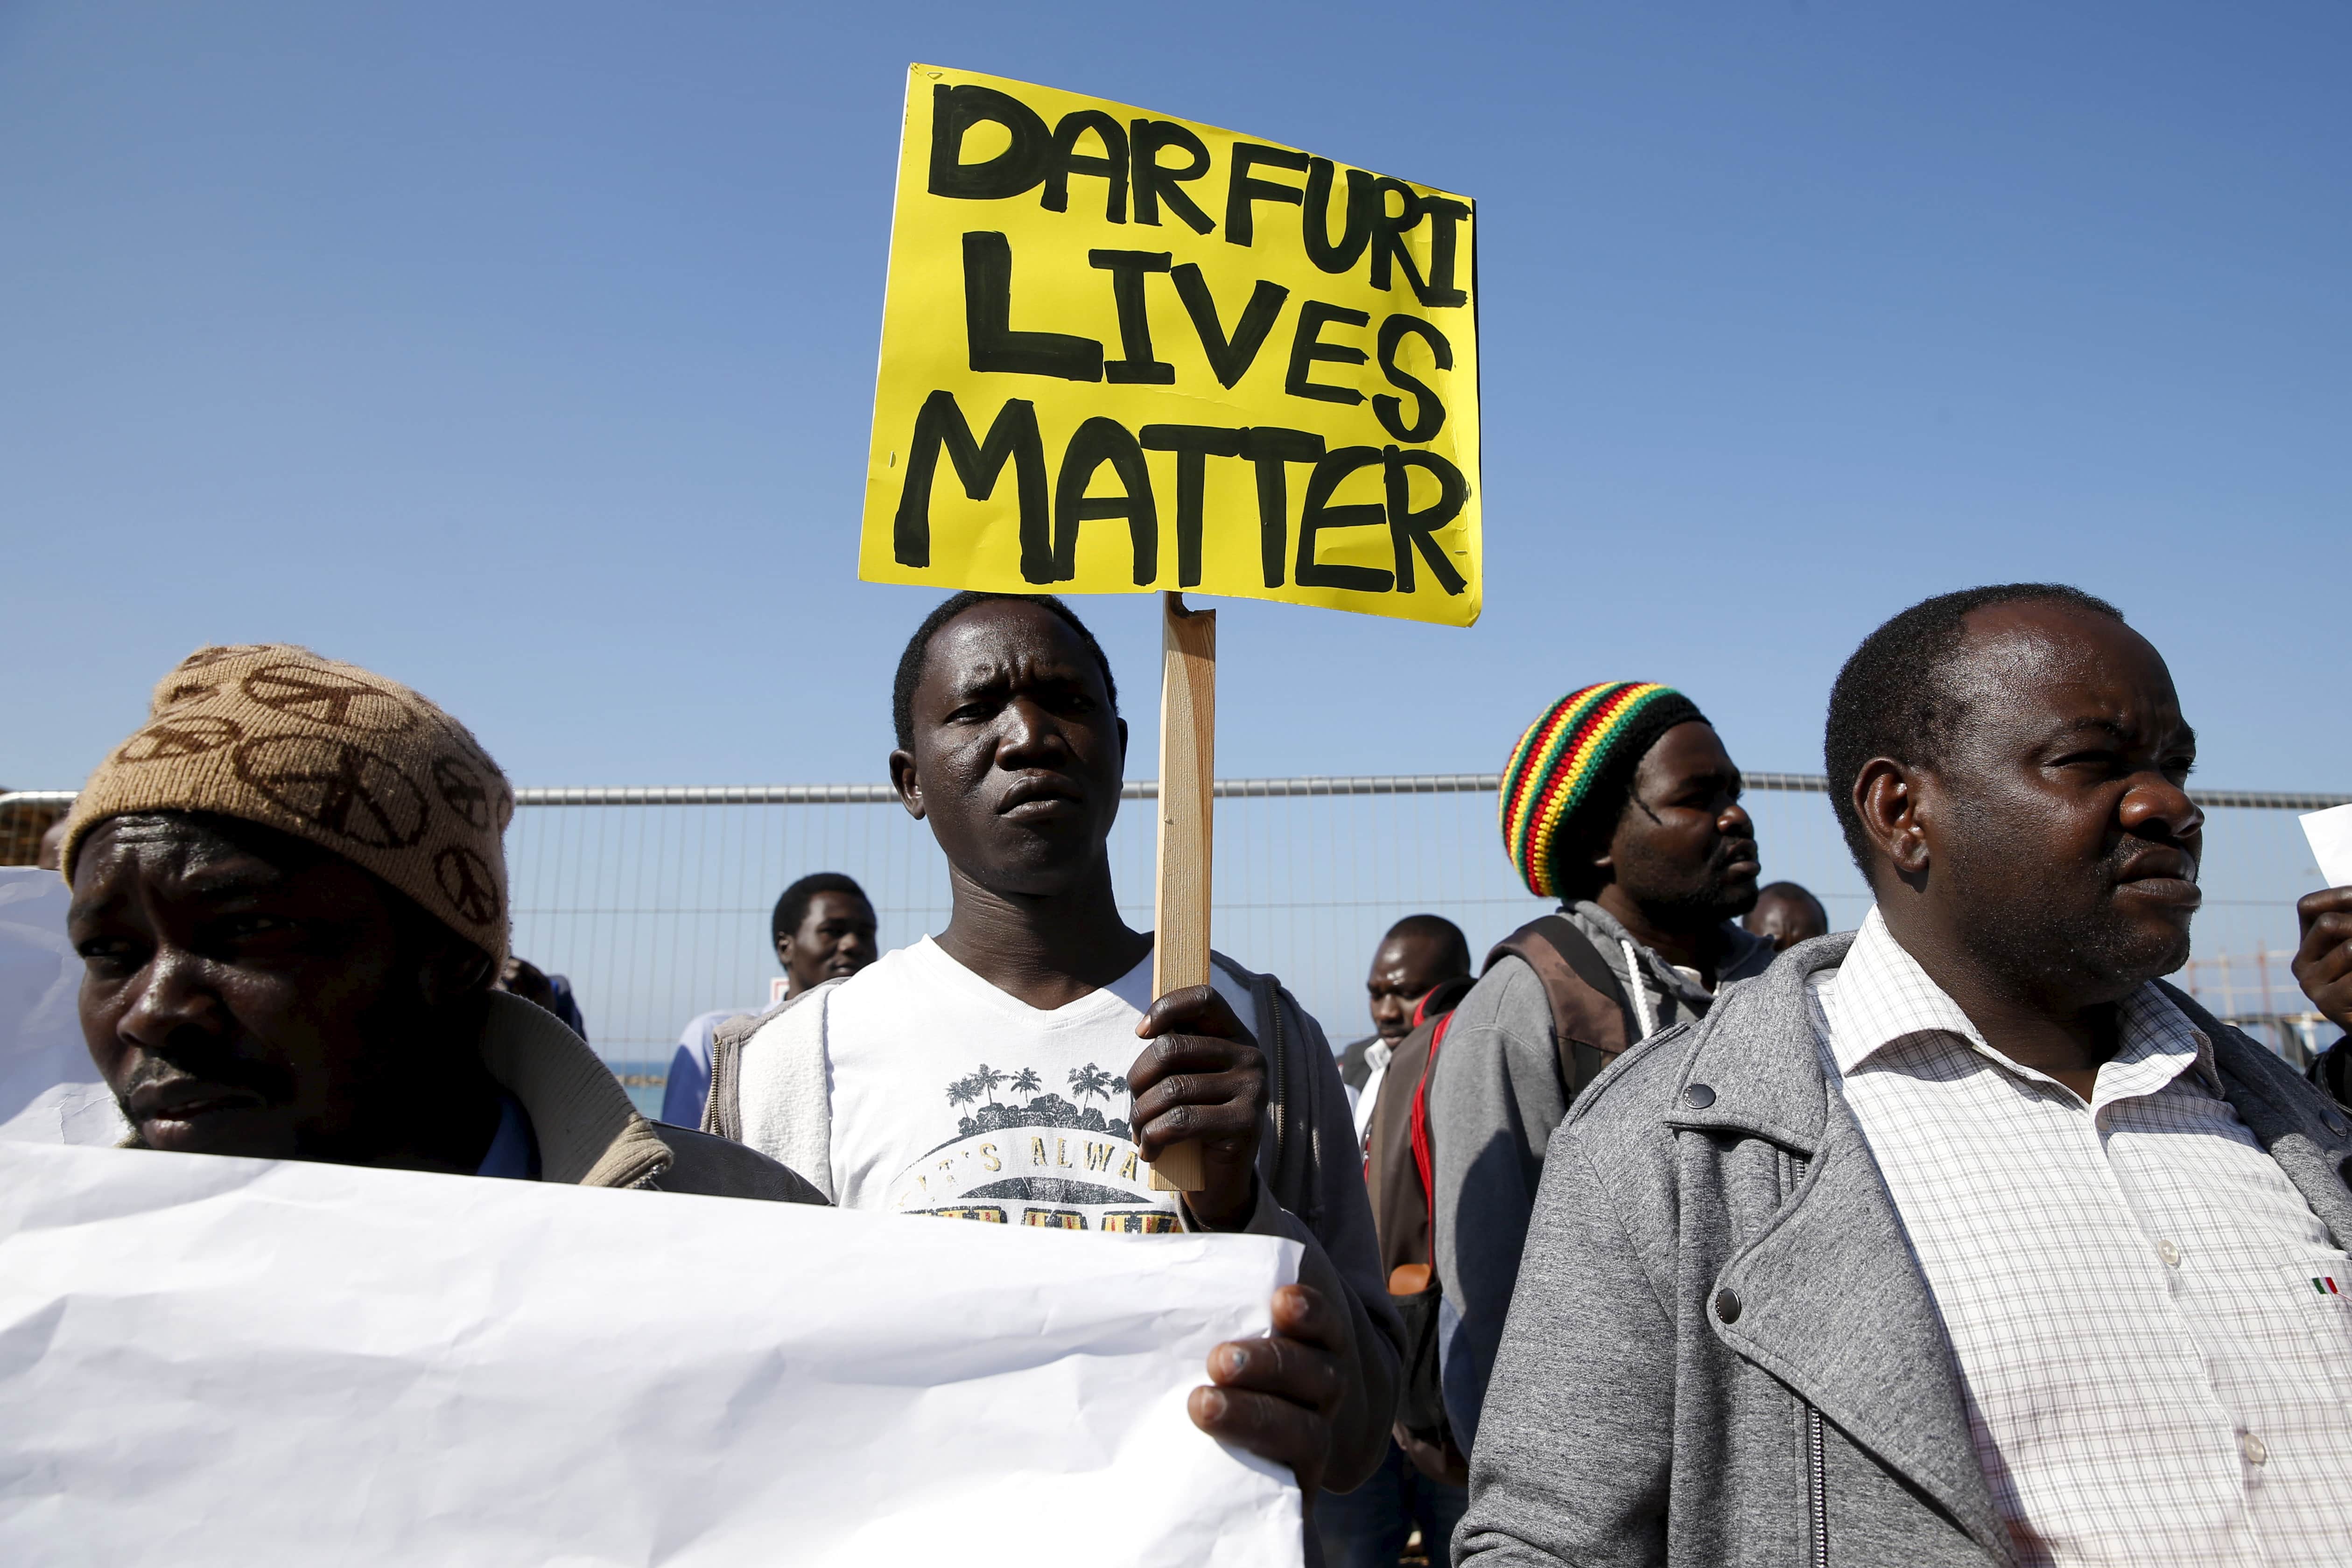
[1826,907,2219,1100]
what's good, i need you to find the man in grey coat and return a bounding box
[1459,585,2352,1566]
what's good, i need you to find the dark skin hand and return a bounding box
[1583,721,1761,982]
[68,812,501,1170]
[1189,1282,1349,1498]
[1364,931,1455,1043]
[891,598,1352,1490]
[2292,886,2352,1035]
[1129,985,1269,1230]
[777,890,879,998]
[1850,601,2203,1102]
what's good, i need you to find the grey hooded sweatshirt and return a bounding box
[1430,901,1773,1448]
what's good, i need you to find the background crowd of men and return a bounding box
[28,581,2352,1567]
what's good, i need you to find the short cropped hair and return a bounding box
[1755,881,1827,920]
[890,591,1120,751]
[1825,583,2125,869]
[771,872,871,949]
[1383,912,1473,979]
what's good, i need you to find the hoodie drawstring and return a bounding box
[1620,938,1658,1040]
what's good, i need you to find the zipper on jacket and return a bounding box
[1265,973,1290,1192]
[1806,1403,1828,1568]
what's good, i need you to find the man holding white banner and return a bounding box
[51,642,820,1200]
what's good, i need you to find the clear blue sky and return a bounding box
[4,2,2345,796]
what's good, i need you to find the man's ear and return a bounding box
[1584,790,1646,892]
[419,938,498,1009]
[888,747,925,821]
[1853,758,1932,889]
[1116,715,1128,764]
[773,931,794,968]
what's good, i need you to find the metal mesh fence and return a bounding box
[6,776,2337,1097]
[484,777,2345,1088]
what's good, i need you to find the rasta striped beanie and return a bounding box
[1499,682,1707,900]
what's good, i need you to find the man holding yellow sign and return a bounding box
[828,66,1480,1547]
[862,63,1480,625]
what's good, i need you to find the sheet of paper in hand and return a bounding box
[861,64,1481,626]
[2302,802,2352,890]
[0,1141,1303,1567]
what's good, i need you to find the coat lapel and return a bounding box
[1666,939,2013,1562]
[1712,1104,2011,1561]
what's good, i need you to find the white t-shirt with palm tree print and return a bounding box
[823,935,1260,1233]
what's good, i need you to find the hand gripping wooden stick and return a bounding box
[1148,592,1215,1193]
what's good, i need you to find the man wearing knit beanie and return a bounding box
[59,644,821,1200]
[1422,683,1775,1451]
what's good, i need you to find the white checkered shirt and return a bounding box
[1811,909,2352,1568]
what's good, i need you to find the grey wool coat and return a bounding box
[1455,933,2352,1568]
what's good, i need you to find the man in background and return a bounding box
[661,873,876,1126]
[1324,920,1479,1568]
[1430,682,1771,1450]
[1340,914,1473,1139]
[497,955,589,1041]
[1742,879,1829,951]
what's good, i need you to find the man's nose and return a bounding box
[2119,774,2204,844]
[995,696,1065,763]
[1719,798,1754,837]
[117,949,228,1056]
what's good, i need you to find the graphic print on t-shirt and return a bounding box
[889,1059,1179,1232]
[822,936,1263,1234]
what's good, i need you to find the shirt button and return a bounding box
[1685,1083,1716,1109]
[2157,1239,2182,1268]
[2241,1433,2268,1467]
[1713,1288,1742,1323]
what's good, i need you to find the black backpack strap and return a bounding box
[1487,915,1631,1036]
[1486,915,1642,1099]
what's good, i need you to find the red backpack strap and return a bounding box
[1407,1008,1456,1264]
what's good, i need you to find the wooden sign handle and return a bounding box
[1148,592,1215,1193]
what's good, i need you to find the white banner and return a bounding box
[0,866,127,1146]
[0,1141,1303,1566]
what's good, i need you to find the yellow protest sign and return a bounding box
[860,65,1481,626]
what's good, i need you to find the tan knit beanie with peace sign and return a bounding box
[60,644,514,963]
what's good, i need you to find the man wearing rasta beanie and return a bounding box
[59,644,820,1202]
[1423,682,1773,1450]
